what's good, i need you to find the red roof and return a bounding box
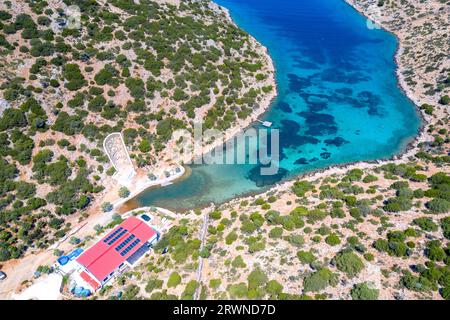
[80,271,101,291]
[76,217,157,283]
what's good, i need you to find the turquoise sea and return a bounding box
[135,0,421,210]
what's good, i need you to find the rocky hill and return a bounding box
[0,0,275,261]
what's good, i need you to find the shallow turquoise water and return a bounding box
[136,0,421,210]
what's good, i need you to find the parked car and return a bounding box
[0,271,6,280]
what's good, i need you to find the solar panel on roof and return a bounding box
[115,234,135,251]
[120,239,141,256]
[126,244,150,265]
[105,228,121,242]
[107,229,127,245]
[103,227,123,243]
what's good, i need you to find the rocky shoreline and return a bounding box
[202,0,441,210]
[128,0,437,213]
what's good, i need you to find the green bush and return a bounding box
[0,108,27,131]
[400,271,433,292]
[228,282,248,298]
[240,220,257,234]
[441,286,450,300]
[181,280,199,300]
[225,231,238,245]
[363,253,374,261]
[297,250,316,264]
[138,139,151,153]
[362,174,378,183]
[145,278,163,293]
[427,198,450,214]
[232,255,247,268]
[63,63,86,91]
[325,234,341,246]
[345,169,363,182]
[306,209,328,223]
[269,227,283,239]
[247,268,268,290]
[118,187,130,198]
[101,202,113,212]
[167,272,182,288]
[286,234,304,247]
[209,279,221,290]
[441,217,450,239]
[439,95,450,105]
[350,283,379,300]
[420,103,434,115]
[332,250,364,278]
[412,217,438,232]
[125,77,146,99]
[383,196,412,212]
[303,268,338,292]
[266,280,283,298]
[426,241,447,261]
[94,64,119,86]
[209,210,222,220]
[292,181,314,197]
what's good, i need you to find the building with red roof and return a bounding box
[79,271,101,291]
[75,216,158,290]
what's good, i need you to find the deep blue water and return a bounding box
[135,0,420,210]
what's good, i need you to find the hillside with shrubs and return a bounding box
[0,0,274,262]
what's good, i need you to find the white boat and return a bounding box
[256,119,272,127]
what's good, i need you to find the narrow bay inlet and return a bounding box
[134,0,421,210]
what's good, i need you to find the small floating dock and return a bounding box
[256,120,272,127]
